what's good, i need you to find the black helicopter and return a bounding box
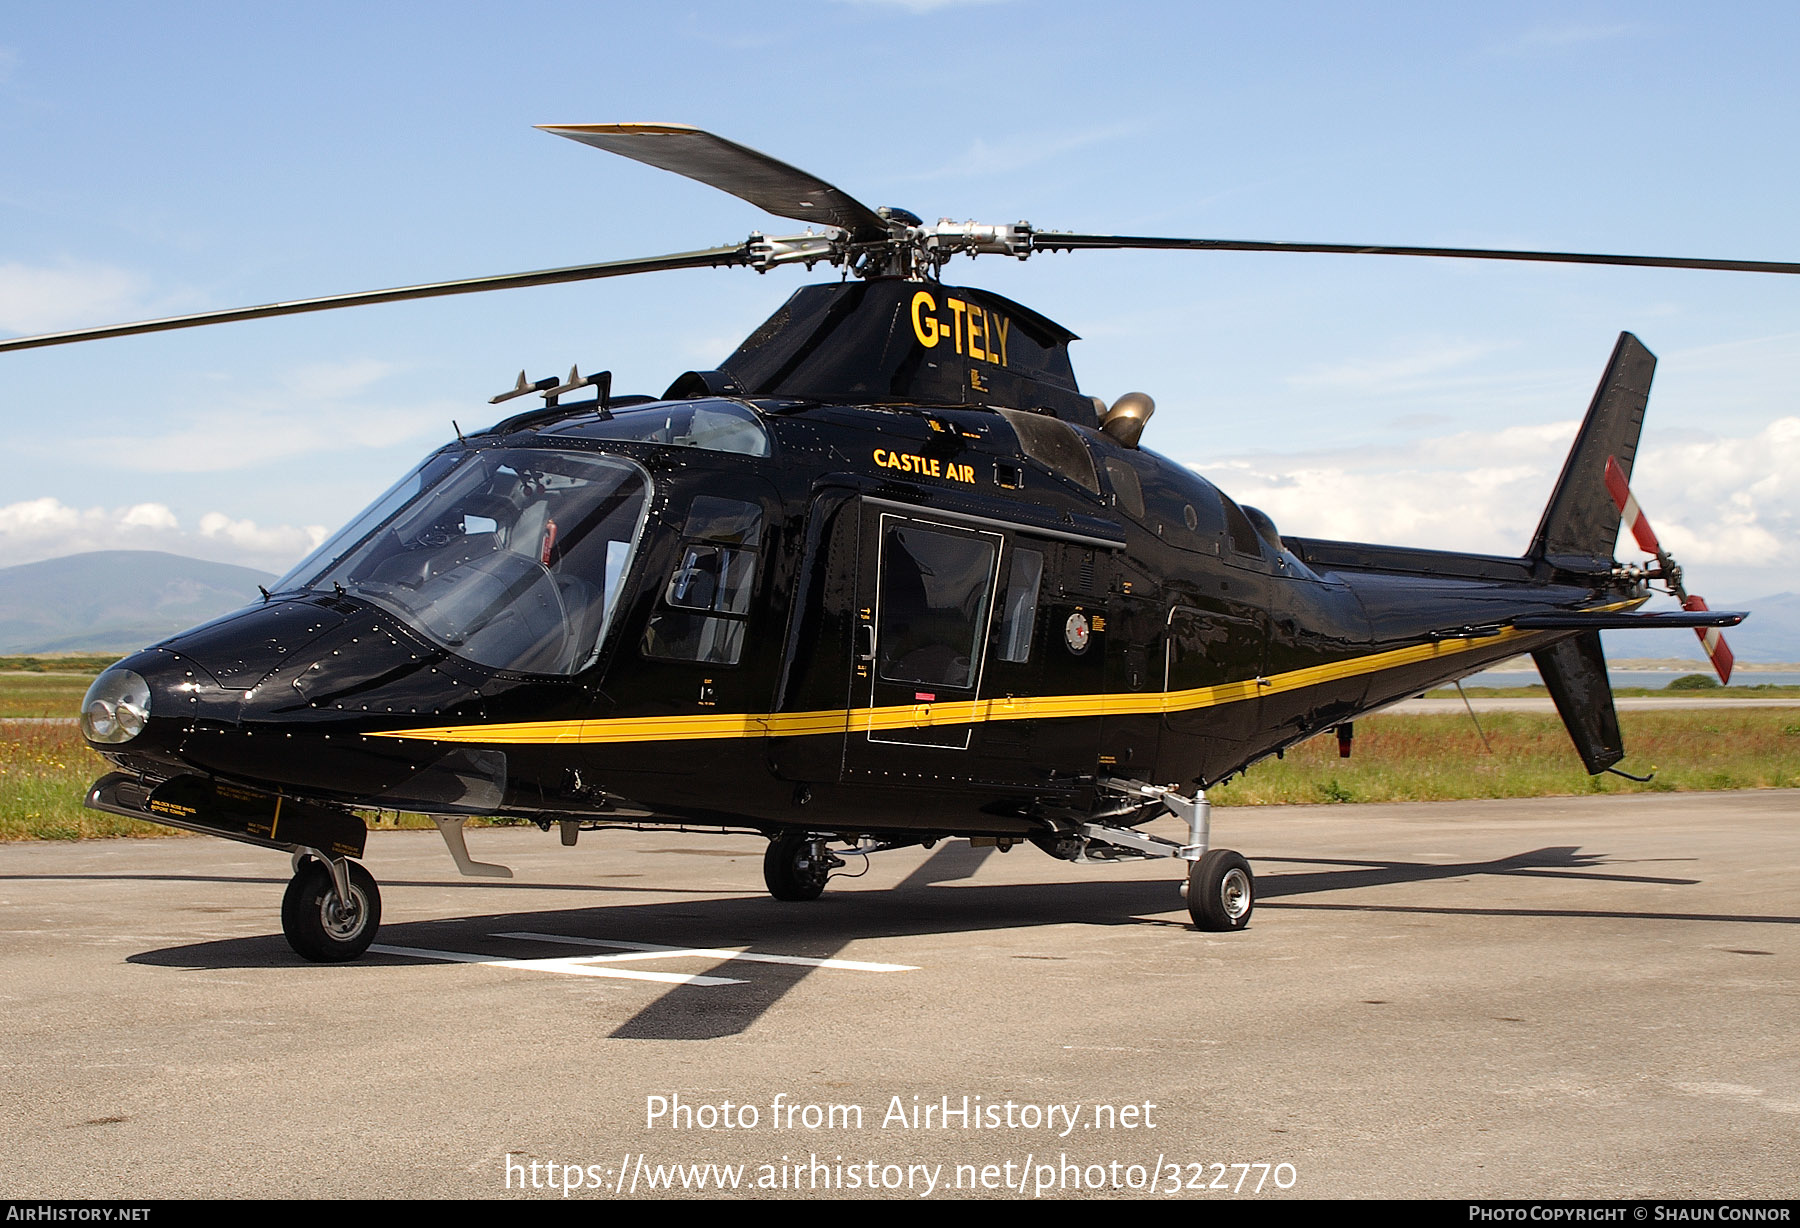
[6,123,1770,961]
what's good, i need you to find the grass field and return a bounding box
[0,672,95,719]
[1427,682,1800,699]
[1209,708,1800,805]
[0,656,125,674]
[0,719,170,840]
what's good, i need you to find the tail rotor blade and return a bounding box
[1604,456,1737,684]
[1682,596,1736,685]
[1604,456,1664,557]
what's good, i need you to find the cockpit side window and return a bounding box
[641,496,765,666]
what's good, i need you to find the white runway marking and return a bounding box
[496,931,919,972]
[371,944,746,985]
[371,932,920,984]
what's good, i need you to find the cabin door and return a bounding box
[840,507,1003,782]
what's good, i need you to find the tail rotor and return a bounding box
[1603,456,1736,684]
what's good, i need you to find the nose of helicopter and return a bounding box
[79,649,241,770]
[80,597,351,760]
[80,595,509,812]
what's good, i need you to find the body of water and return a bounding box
[1458,668,1800,689]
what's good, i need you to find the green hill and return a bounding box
[0,551,276,654]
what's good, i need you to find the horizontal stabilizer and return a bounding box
[1514,610,1747,631]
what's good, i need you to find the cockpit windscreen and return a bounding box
[283,448,649,675]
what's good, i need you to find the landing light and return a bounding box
[81,669,151,744]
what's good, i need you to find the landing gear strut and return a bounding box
[762,832,840,901]
[281,852,381,962]
[1088,778,1255,931]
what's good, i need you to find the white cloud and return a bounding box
[286,358,404,400]
[1632,418,1799,568]
[1286,340,1502,395]
[119,503,180,531]
[0,497,324,574]
[197,511,327,560]
[0,261,150,334]
[71,358,448,473]
[92,404,450,473]
[1177,417,1800,578]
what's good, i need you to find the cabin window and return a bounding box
[1104,458,1145,519]
[995,547,1044,663]
[663,544,755,615]
[641,614,745,666]
[642,496,763,666]
[1221,494,1264,558]
[682,495,763,545]
[563,398,771,457]
[876,524,997,690]
[1190,485,1226,537]
[996,408,1100,495]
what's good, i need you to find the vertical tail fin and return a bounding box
[1531,632,1625,774]
[1526,332,1654,775]
[1528,332,1656,573]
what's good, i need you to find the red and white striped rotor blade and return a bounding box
[1682,596,1736,685]
[1604,456,1663,557]
[1604,456,1735,684]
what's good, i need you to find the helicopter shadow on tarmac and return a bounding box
[120,839,1797,1041]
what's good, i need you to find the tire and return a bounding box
[282,860,381,962]
[763,832,830,902]
[1187,849,1253,931]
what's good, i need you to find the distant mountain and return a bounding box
[0,551,276,654]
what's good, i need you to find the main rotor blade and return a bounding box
[1032,234,1800,275]
[540,123,891,244]
[0,244,751,354]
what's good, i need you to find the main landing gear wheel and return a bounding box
[282,859,382,962]
[1187,849,1253,931]
[763,832,832,902]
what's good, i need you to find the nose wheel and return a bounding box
[763,832,839,901]
[282,856,382,962]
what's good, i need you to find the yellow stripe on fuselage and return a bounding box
[366,609,1627,747]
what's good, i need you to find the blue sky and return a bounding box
[2,1,1795,607]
